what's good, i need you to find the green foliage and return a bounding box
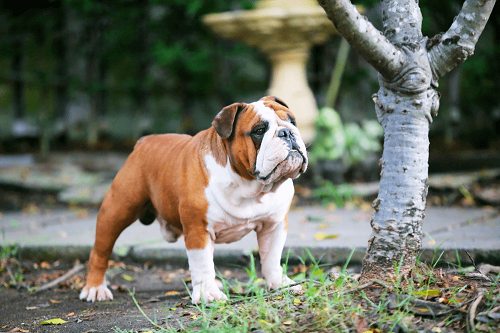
[0,245,18,260]
[115,255,490,333]
[312,181,353,207]
[310,107,383,167]
[0,0,266,145]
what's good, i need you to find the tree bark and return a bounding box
[318,0,496,280]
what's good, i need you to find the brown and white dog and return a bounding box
[79,96,308,304]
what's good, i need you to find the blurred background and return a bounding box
[0,0,499,210]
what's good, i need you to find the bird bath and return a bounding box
[203,0,336,142]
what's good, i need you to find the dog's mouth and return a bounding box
[254,149,307,183]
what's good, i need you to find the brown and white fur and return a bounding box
[79,96,308,304]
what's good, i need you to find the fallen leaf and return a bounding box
[164,290,180,296]
[8,328,30,333]
[26,306,38,310]
[314,232,339,240]
[121,273,135,282]
[293,298,301,306]
[355,315,368,333]
[307,215,324,222]
[283,320,293,325]
[40,261,51,269]
[413,289,441,298]
[49,299,62,304]
[40,318,67,325]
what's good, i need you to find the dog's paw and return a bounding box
[79,281,113,302]
[283,276,303,294]
[267,275,303,294]
[191,280,228,304]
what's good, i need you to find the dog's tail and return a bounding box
[139,201,156,225]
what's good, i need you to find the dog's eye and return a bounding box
[289,116,296,126]
[251,123,268,137]
[253,127,266,136]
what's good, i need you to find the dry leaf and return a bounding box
[8,328,30,333]
[49,299,62,304]
[314,232,339,240]
[40,261,51,269]
[40,318,67,325]
[293,298,302,306]
[413,289,441,298]
[283,320,293,325]
[121,273,135,282]
[164,290,180,296]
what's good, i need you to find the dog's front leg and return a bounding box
[185,235,227,304]
[257,219,302,292]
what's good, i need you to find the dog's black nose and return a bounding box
[278,128,300,150]
[278,128,292,140]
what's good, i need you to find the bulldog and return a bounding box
[79,96,308,304]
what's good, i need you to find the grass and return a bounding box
[0,245,25,287]
[114,253,499,333]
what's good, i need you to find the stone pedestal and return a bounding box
[268,48,318,141]
[203,0,336,143]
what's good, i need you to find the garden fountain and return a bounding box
[203,0,336,142]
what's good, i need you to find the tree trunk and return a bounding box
[318,0,496,279]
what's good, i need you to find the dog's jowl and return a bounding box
[79,96,308,304]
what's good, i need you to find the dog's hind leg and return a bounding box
[80,176,146,302]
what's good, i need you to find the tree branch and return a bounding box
[428,0,496,80]
[381,0,423,47]
[318,0,405,80]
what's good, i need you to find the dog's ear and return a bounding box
[260,96,288,108]
[212,103,247,139]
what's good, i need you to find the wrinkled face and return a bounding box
[212,96,308,185]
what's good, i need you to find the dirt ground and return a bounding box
[1,258,498,333]
[0,260,248,333]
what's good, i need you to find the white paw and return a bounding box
[267,275,303,293]
[79,281,113,302]
[191,280,228,304]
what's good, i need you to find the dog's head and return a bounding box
[212,96,308,185]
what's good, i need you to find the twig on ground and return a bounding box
[467,291,484,333]
[33,262,84,293]
[6,265,18,287]
[342,279,391,295]
[464,251,479,272]
[464,251,492,282]
[478,264,500,275]
[228,279,316,305]
[129,288,172,331]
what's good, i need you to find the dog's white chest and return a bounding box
[204,155,294,244]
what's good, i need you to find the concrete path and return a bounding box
[1,205,499,265]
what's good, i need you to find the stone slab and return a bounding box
[1,206,498,265]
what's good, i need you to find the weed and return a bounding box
[0,245,24,287]
[312,181,353,207]
[115,254,498,333]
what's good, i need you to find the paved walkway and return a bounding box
[1,205,498,265]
